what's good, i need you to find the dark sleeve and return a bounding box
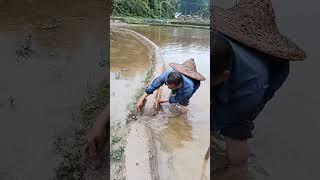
[213,88,266,139]
[264,60,290,102]
[145,72,168,94]
[212,32,234,77]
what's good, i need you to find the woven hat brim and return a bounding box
[169,63,206,81]
[212,6,307,61]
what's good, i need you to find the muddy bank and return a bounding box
[54,80,109,180]
[110,29,152,179]
[110,27,165,180]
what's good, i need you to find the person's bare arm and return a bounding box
[83,103,109,157]
[137,72,168,112]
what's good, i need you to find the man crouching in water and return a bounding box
[211,0,306,178]
[136,58,206,113]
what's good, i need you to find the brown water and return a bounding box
[0,1,106,179]
[215,1,320,180]
[110,31,150,126]
[128,25,210,180]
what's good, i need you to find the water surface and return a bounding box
[128,25,210,180]
[110,31,150,126]
[0,1,105,179]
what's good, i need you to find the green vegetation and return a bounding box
[54,80,108,179]
[169,19,209,26]
[112,0,177,18]
[179,0,209,16]
[111,134,123,145]
[123,17,145,24]
[112,0,209,19]
[128,52,156,114]
[111,146,125,161]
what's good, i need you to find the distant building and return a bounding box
[174,12,182,19]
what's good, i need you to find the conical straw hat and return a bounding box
[169,58,206,81]
[211,0,306,61]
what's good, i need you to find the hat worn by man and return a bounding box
[211,0,306,61]
[169,58,206,81]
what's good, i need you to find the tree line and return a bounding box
[111,0,208,18]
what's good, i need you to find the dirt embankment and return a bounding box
[110,27,165,180]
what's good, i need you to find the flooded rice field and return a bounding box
[110,31,150,126]
[0,1,106,179]
[123,25,210,180]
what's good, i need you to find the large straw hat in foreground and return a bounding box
[211,0,306,61]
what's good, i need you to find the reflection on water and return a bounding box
[158,115,193,153]
[128,25,209,50]
[111,32,150,78]
[110,31,150,125]
[128,25,210,180]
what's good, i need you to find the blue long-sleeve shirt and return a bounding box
[145,69,200,106]
[212,34,289,132]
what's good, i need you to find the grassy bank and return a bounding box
[144,23,209,29]
[109,28,158,180]
[54,80,109,179]
[112,16,209,29]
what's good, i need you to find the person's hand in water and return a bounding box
[158,98,169,104]
[136,99,145,112]
[83,105,108,157]
[180,105,188,114]
[136,92,149,112]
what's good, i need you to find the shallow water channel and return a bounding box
[111,25,210,180]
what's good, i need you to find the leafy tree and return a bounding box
[178,0,208,15]
[111,0,179,18]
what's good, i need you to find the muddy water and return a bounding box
[128,26,210,180]
[0,1,106,179]
[110,31,150,126]
[215,1,320,180]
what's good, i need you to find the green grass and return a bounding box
[54,80,109,179]
[128,53,156,114]
[123,17,145,24]
[112,16,210,30]
[168,19,209,26]
[111,146,125,161]
[111,135,123,145]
